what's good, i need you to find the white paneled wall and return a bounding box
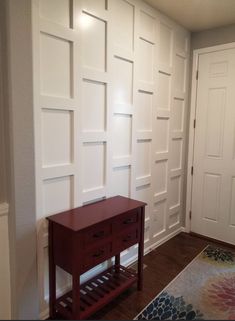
[32,0,190,317]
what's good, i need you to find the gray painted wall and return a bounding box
[192,23,235,50]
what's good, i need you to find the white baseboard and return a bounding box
[39,226,184,319]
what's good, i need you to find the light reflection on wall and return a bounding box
[79,13,94,30]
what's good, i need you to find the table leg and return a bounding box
[115,254,120,272]
[138,206,145,290]
[72,272,80,319]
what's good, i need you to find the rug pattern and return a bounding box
[135,245,235,320]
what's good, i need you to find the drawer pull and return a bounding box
[123,218,134,224]
[123,235,132,242]
[93,231,105,238]
[93,250,105,258]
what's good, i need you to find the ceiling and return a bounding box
[144,0,235,32]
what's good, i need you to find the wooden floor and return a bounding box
[90,232,219,320]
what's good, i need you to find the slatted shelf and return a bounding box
[55,265,137,319]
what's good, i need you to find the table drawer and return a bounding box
[112,210,138,232]
[82,243,111,272]
[84,222,111,247]
[114,227,139,252]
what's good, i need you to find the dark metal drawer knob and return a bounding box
[123,218,134,224]
[93,231,105,238]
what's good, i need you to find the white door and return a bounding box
[191,47,235,245]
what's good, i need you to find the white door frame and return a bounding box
[185,42,235,233]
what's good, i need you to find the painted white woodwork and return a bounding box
[0,203,11,319]
[32,0,190,317]
[190,46,235,244]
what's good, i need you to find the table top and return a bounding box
[47,195,146,232]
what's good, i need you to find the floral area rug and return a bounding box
[135,245,235,320]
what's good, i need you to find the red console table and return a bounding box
[47,195,146,320]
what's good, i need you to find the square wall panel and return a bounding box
[39,0,71,28]
[82,79,106,132]
[112,0,134,51]
[139,39,154,83]
[176,32,187,53]
[159,22,172,67]
[158,72,171,110]
[170,139,183,171]
[136,184,151,220]
[112,166,131,197]
[42,176,73,218]
[172,98,184,132]
[82,13,106,72]
[155,117,169,153]
[175,55,186,93]
[140,10,155,42]
[113,114,132,158]
[153,199,166,236]
[113,57,133,105]
[83,0,107,12]
[169,212,180,228]
[169,175,181,208]
[136,140,151,178]
[40,33,72,98]
[136,91,153,131]
[83,142,106,191]
[154,160,168,195]
[42,109,72,166]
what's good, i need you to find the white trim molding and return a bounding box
[185,42,235,233]
[0,202,9,217]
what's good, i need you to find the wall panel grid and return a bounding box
[33,0,190,317]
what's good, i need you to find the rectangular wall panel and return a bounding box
[42,109,72,166]
[136,140,151,178]
[158,72,171,110]
[39,0,71,28]
[159,22,172,67]
[136,91,153,131]
[155,117,169,153]
[154,160,168,196]
[43,176,73,217]
[112,166,131,197]
[40,33,72,98]
[139,39,154,83]
[172,98,184,132]
[81,13,106,72]
[82,142,106,191]
[82,79,106,132]
[113,56,133,105]
[113,114,132,157]
[112,0,134,51]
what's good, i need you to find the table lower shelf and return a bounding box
[55,265,138,319]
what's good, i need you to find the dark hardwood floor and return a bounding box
[90,232,220,320]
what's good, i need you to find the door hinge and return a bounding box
[193,119,196,129]
[196,70,199,80]
[191,166,194,176]
[189,211,192,220]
